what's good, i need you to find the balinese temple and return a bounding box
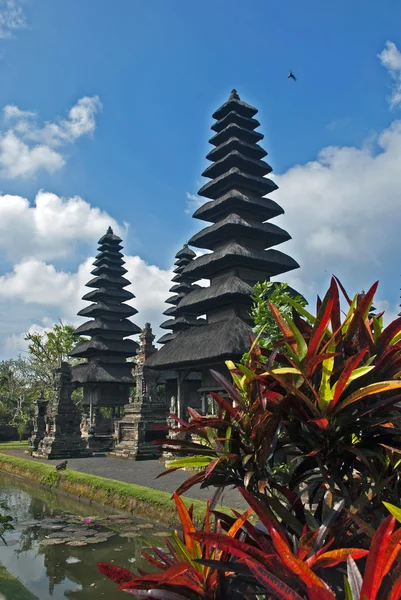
[146,90,299,415]
[158,244,204,343]
[70,226,140,450]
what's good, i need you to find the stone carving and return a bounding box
[110,323,169,460]
[33,363,91,459]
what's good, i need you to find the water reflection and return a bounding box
[0,474,160,599]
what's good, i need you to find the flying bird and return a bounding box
[55,460,68,471]
[288,71,297,81]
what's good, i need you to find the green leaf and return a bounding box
[284,314,308,361]
[166,456,216,469]
[319,338,335,411]
[344,576,355,600]
[270,367,302,375]
[383,502,401,523]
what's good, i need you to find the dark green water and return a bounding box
[0,473,170,599]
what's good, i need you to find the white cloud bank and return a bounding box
[0,96,102,178]
[378,41,401,108]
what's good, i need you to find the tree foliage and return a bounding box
[250,282,307,349]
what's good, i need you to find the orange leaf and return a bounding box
[312,548,368,568]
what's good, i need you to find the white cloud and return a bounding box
[273,117,401,302]
[185,192,203,214]
[0,0,25,40]
[0,96,102,178]
[0,255,173,357]
[378,41,401,107]
[0,190,122,262]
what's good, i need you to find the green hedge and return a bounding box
[0,453,230,526]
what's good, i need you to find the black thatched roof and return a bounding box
[183,242,299,279]
[198,168,277,200]
[70,337,138,358]
[209,123,264,148]
[193,190,284,223]
[211,111,260,133]
[188,214,291,250]
[176,276,253,315]
[82,287,134,302]
[146,317,253,370]
[206,137,267,163]
[150,90,300,371]
[158,243,203,345]
[70,227,140,378]
[72,361,135,385]
[212,90,257,121]
[74,318,141,337]
[202,150,272,180]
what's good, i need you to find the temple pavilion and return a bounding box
[145,90,299,416]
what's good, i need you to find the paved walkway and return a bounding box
[4,449,247,510]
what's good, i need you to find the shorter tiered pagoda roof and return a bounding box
[71,227,140,384]
[158,244,204,344]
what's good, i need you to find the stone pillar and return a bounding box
[29,392,48,453]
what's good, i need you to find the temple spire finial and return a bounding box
[107,226,113,234]
[230,89,239,100]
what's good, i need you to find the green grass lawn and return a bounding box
[0,563,38,600]
[0,441,29,450]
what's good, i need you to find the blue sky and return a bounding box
[0,0,401,356]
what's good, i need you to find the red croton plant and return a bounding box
[99,278,401,599]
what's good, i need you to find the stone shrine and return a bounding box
[110,323,169,460]
[29,391,48,453]
[33,362,91,460]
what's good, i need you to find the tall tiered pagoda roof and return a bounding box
[158,244,204,344]
[71,227,140,384]
[146,90,299,370]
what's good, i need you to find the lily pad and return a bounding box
[135,524,154,530]
[152,532,172,537]
[120,532,141,539]
[66,540,88,547]
[41,538,66,546]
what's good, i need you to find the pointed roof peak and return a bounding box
[230,89,240,100]
[107,226,113,234]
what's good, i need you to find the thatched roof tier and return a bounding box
[160,315,204,331]
[70,338,138,358]
[98,227,122,246]
[198,168,277,200]
[207,137,267,163]
[182,242,299,279]
[145,317,253,370]
[157,332,177,345]
[202,150,272,180]
[71,227,139,376]
[94,251,125,265]
[78,302,138,319]
[165,293,185,305]
[176,276,253,315]
[209,123,264,148]
[175,245,196,259]
[188,214,291,250]
[211,111,260,133]
[74,318,141,337]
[212,89,257,121]
[86,274,132,289]
[91,264,128,277]
[193,190,284,223]
[170,282,193,294]
[82,287,134,302]
[163,305,178,317]
[72,361,135,385]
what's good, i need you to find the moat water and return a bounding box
[0,473,169,599]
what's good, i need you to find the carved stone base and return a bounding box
[111,402,167,461]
